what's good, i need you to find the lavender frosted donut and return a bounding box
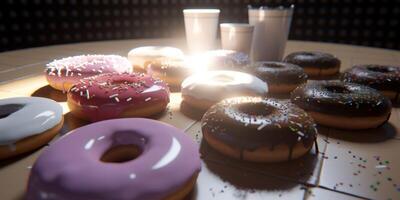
[27,118,201,200]
[45,55,132,91]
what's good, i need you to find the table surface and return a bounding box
[0,39,399,200]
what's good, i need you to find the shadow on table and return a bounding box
[180,101,206,120]
[318,122,396,143]
[199,139,319,186]
[31,85,67,102]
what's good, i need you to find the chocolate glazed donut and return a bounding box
[283,51,340,79]
[201,97,317,162]
[342,64,400,103]
[291,80,392,130]
[243,62,307,94]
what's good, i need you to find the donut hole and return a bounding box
[238,102,274,116]
[101,144,142,163]
[324,85,351,94]
[0,104,25,119]
[367,66,391,73]
[212,75,235,82]
[300,52,315,56]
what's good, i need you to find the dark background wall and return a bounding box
[0,0,399,52]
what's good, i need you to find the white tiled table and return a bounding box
[0,39,399,200]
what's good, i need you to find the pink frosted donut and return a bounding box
[67,72,170,122]
[26,118,201,200]
[45,55,132,91]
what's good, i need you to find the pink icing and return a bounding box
[26,118,201,200]
[45,55,132,91]
[68,72,170,121]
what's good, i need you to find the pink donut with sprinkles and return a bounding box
[45,55,132,91]
[67,72,170,122]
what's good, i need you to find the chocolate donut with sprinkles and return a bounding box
[45,55,132,92]
[201,97,317,162]
[202,49,250,70]
[67,72,170,122]
[342,64,400,103]
[283,51,340,79]
[291,80,392,130]
[243,61,308,94]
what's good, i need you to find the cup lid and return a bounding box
[183,9,220,17]
[248,5,294,17]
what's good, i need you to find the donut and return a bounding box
[342,64,400,103]
[201,97,317,162]
[291,80,392,130]
[243,61,307,94]
[181,70,268,110]
[45,55,132,92]
[283,51,341,79]
[67,72,170,122]
[0,97,63,160]
[26,118,201,200]
[147,59,194,88]
[127,46,185,73]
[202,49,250,70]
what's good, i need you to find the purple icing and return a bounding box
[26,118,201,200]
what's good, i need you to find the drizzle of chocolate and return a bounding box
[283,51,341,69]
[290,80,392,117]
[0,104,25,119]
[342,64,400,95]
[201,97,317,160]
[243,61,308,84]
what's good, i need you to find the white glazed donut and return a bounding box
[127,46,185,72]
[0,97,64,159]
[181,70,268,110]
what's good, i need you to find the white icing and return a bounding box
[0,97,63,145]
[181,70,268,101]
[127,46,185,69]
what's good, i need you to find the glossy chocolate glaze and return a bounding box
[291,80,392,117]
[283,51,340,69]
[243,62,308,85]
[342,64,400,92]
[201,97,317,160]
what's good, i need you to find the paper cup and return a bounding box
[248,5,294,61]
[220,23,254,55]
[183,9,220,54]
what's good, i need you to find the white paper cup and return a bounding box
[248,5,294,61]
[220,23,254,55]
[183,9,220,54]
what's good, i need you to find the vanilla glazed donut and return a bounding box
[127,46,185,73]
[283,51,341,79]
[244,61,308,94]
[45,55,132,92]
[26,118,201,200]
[0,97,63,160]
[342,64,400,103]
[291,80,392,130]
[147,59,194,88]
[202,49,250,70]
[67,72,170,122]
[201,97,317,162]
[181,70,268,110]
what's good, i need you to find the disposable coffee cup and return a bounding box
[220,23,254,55]
[248,5,294,61]
[183,9,220,54]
